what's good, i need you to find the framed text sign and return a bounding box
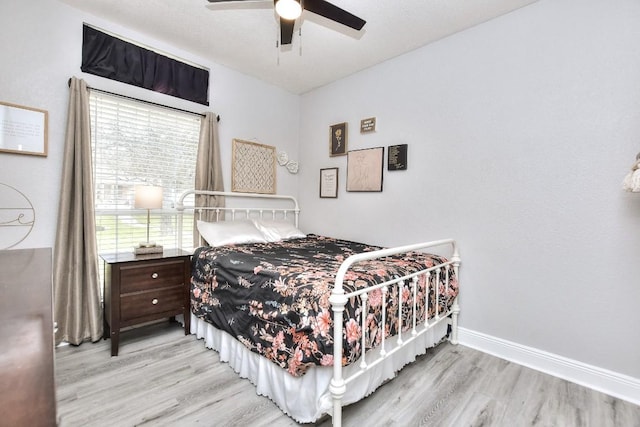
[0,101,48,157]
[319,167,338,198]
[360,117,376,133]
[387,144,408,170]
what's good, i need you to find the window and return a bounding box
[89,91,199,256]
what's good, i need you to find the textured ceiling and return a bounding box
[58,0,539,94]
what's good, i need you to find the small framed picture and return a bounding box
[330,122,347,156]
[360,117,376,133]
[319,167,339,198]
[347,147,384,192]
[387,144,408,170]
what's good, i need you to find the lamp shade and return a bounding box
[134,185,163,209]
[275,0,302,20]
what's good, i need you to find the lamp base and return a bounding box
[134,245,163,255]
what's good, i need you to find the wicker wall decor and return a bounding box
[231,139,276,194]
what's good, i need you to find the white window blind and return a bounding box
[89,91,198,255]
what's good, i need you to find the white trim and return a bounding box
[458,327,640,406]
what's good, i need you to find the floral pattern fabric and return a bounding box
[191,234,458,377]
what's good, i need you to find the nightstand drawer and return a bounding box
[120,260,185,294]
[120,286,184,322]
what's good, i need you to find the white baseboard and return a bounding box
[457,327,640,406]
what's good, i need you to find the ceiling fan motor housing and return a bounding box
[208,0,366,45]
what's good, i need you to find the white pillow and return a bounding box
[196,220,267,247]
[252,219,306,242]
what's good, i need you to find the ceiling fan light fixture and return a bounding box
[275,0,302,20]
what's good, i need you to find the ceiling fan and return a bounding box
[207,0,366,45]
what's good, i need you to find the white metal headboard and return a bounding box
[175,190,300,249]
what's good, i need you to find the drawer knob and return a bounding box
[151,272,159,279]
[152,298,159,305]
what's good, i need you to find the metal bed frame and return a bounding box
[176,190,460,426]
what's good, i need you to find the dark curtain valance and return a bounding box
[81,24,209,106]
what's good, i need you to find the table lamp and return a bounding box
[134,185,163,254]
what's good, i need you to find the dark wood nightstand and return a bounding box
[100,249,191,356]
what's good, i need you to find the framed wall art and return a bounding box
[346,147,384,192]
[360,117,376,133]
[319,167,338,198]
[0,182,35,249]
[231,139,276,194]
[387,144,408,170]
[0,101,48,157]
[329,122,347,156]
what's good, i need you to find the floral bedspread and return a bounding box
[191,234,458,377]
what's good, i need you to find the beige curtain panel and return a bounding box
[53,77,103,345]
[193,111,225,246]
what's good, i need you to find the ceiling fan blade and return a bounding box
[280,17,295,45]
[303,0,365,30]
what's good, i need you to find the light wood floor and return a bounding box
[55,321,640,427]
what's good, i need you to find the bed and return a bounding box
[176,190,460,426]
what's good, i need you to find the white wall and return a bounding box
[0,0,300,250]
[299,0,640,381]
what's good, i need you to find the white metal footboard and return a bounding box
[329,239,460,427]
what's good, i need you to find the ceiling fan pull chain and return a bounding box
[300,0,304,57]
[276,31,280,66]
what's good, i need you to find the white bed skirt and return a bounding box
[190,313,449,423]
